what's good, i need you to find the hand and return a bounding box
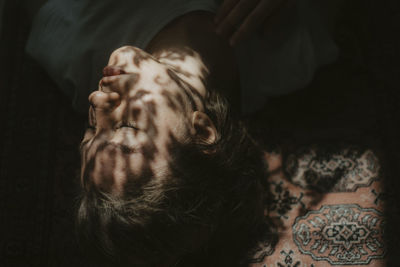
[214,0,290,46]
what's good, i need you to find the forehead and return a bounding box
[80,46,209,194]
[81,137,172,195]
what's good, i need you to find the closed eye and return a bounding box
[84,123,139,131]
[119,125,138,130]
[115,122,139,130]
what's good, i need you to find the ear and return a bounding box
[191,111,217,145]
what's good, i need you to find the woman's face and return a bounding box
[80,46,208,195]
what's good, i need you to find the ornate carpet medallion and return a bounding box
[292,204,385,265]
[284,148,380,193]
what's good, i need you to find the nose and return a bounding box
[88,91,121,130]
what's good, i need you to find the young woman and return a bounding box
[26,0,339,265]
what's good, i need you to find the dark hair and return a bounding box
[76,89,268,266]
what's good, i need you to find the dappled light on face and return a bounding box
[100,73,140,95]
[91,143,126,195]
[155,47,209,98]
[161,89,186,112]
[80,46,210,196]
[156,48,207,78]
[75,43,272,267]
[108,46,157,71]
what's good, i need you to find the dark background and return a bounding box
[1,0,399,266]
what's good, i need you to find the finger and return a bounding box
[214,0,240,25]
[89,91,121,112]
[103,66,126,77]
[100,74,139,95]
[229,0,273,45]
[216,0,259,37]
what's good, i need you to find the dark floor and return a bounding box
[1,0,399,266]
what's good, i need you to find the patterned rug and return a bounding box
[247,147,385,266]
[1,0,399,266]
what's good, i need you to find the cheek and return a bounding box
[158,115,191,152]
[155,94,193,142]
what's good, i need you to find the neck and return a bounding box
[146,11,241,113]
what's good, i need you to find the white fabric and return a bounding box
[26,0,338,114]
